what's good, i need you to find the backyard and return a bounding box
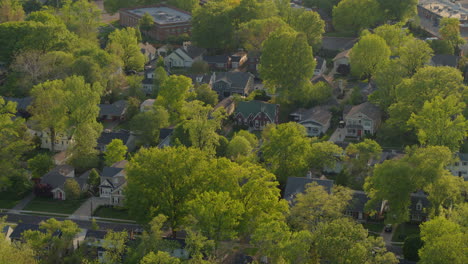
[93,206,134,220]
[23,197,86,215]
[0,192,28,209]
[392,223,421,242]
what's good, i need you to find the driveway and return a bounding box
[8,193,35,213]
[69,197,109,220]
[329,127,346,143]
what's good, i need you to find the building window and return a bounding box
[255,120,259,127]
[463,162,467,166]
[455,162,460,166]
[416,203,422,211]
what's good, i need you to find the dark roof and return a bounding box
[283,177,335,203]
[142,78,153,85]
[183,74,211,85]
[457,152,468,162]
[311,74,334,87]
[235,100,278,121]
[431,54,460,67]
[41,165,75,190]
[159,128,174,141]
[4,97,32,111]
[291,106,332,126]
[76,170,91,188]
[9,224,45,240]
[99,100,127,117]
[203,54,230,64]
[139,42,156,55]
[344,102,381,121]
[230,55,244,62]
[102,167,124,178]
[346,190,381,212]
[409,191,430,216]
[85,229,107,240]
[162,237,187,248]
[180,45,206,59]
[212,72,253,89]
[97,130,131,147]
[315,56,325,70]
[322,37,357,51]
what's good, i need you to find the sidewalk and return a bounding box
[8,193,35,213]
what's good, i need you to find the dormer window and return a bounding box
[416,201,422,211]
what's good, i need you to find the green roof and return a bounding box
[235,100,277,120]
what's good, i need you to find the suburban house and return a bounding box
[99,100,128,121]
[333,49,351,75]
[156,44,172,57]
[210,72,255,99]
[34,128,75,152]
[203,54,231,71]
[409,191,430,223]
[231,52,248,69]
[99,160,128,205]
[142,67,155,94]
[97,130,136,152]
[164,42,206,68]
[234,100,279,131]
[290,106,332,137]
[85,230,109,262]
[9,223,61,243]
[448,152,468,180]
[343,102,381,138]
[283,176,335,204]
[140,99,156,112]
[214,96,236,115]
[183,73,211,86]
[158,128,174,148]
[4,96,32,118]
[40,165,89,200]
[139,42,157,62]
[321,37,357,52]
[247,51,260,73]
[314,56,327,76]
[119,4,192,41]
[429,54,460,67]
[345,191,382,222]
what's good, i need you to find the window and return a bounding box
[416,202,422,211]
[455,162,460,166]
[463,162,467,166]
[255,120,259,127]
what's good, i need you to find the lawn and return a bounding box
[93,206,134,220]
[23,197,86,215]
[0,192,27,209]
[363,222,384,234]
[392,223,420,242]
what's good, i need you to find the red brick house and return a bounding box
[234,100,279,131]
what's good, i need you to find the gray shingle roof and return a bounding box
[457,152,468,161]
[180,46,206,59]
[97,130,131,148]
[4,97,32,111]
[41,165,74,190]
[283,177,335,203]
[322,37,357,51]
[212,72,253,89]
[102,167,124,178]
[203,54,230,64]
[344,102,381,121]
[291,106,332,126]
[431,54,460,67]
[99,100,127,117]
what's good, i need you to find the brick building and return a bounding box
[119,4,192,41]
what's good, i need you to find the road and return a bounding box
[0,212,141,232]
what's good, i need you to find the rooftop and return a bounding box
[420,0,468,20]
[128,6,191,25]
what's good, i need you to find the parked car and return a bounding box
[384,224,393,233]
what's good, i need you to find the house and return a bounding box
[314,56,327,76]
[448,153,468,180]
[3,96,32,118]
[409,191,430,223]
[164,42,206,68]
[162,237,190,259]
[247,51,261,73]
[345,191,382,222]
[210,72,255,99]
[99,100,128,121]
[140,99,156,112]
[343,102,381,138]
[214,96,236,115]
[99,160,128,205]
[429,54,460,67]
[231,52,248,69]
[158,128,173,148]
[37,128,75,152]
[203,54,231,71]
[139,42,157,62]
[183,73,211,86]
[290,106,332,137]
[9,223,61,242]
[333,49,351,74]
[234,100,279,131]
[97,130,136,152]
[321,37,357,52]
[119,4,192,41]
[157,44,171,57]
[85,230,108,262]
[142,67,156,94]
[40,165,89,200]
[283,176,335,204]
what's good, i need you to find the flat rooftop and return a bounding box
[420,0,468,20]
[128,6,191,24]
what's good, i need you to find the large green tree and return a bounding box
[439,17,465,54]
[374,23,410,56]
[287,8,325,48]
[59,0,101,40]
[0,0,24,23]
[155,75,193,123]
[131,106,169,146]
[332,0,381,33]
[104,139,128,165]
[349,34,391,79]
[107,27,145,71]
[376,0,417,22]
[237,16,292,52]
[399,37,433,75]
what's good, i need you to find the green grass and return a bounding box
[93,206,134,220]
[392,223,420,242]
[0,192,27,209]
[23,197,86,215]
[363,222,384,233]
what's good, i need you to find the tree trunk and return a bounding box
[50,127,56,152]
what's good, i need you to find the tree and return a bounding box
[287,8,325,48]
[107,27,145,71]
[313,218,398,264]
[190,60,209,74]
[260,30,315,104]
[349,34,391,79]
[0,0,24,23]
[374,23,410,56]
[104,139,127,165]
[90,218,99,231]
[408,95,468,151]
[87,168,100,190]
[139,12,154,33]
[289,183,353,231]
[388,66,467,131]
[403,234,423,261]
[399,38,433,75]
[226,135,254,161]
[332,0,381,33]
[59,0,101,40]
[428,39,454,55]
[186,191,244,244]
[376,0,417,22]
[155,75,192,123]
[309,141,343,173]
[237,16,292,52]
[140,251,181,264]
[424,172,467,217]
[185,229,216,261]
[64,178,81,200]
[0,236,36,264]
[369,59,407,111]
[126,75,145,100]
[28,153,53,179]
[102,231,128,264]
[345,139,382,188]
[131,106,169,146]
[261,123,312,184]
[194,84,218,106]
[418,217,467,264]
[153,66,168,98]
[303,0,340,15]
[170,0,199,12]
[439,17,465,54]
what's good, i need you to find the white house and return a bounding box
[140,99,156,112]
[448,153,468,180]
[28,128,75,152]
[139,42,157,62]
[343,102,381,138]
[99,160,128,205]
[40,165,89,200]
[333,49,351,73]
[290,106,332,137]
[164,42,206,68]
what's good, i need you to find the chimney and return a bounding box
[182,41,191,51]
[306,171,312,179]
